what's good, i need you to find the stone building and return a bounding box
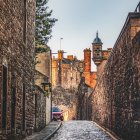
[77,47,97,120]
[35,45,52,128]
[77,33,111,120]
[0,0,35,139]
[92,3,140,140]
[52,50,83,89]
[52,50,83,120]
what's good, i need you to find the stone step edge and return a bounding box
[43,121,62,140]
[94,122,123,140]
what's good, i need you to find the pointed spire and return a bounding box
[96,31,98,38]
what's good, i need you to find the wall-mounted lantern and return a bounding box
[41,77,51,97]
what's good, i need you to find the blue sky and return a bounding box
[48,0,139,70]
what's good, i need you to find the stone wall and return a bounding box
[87,93,93,121]
[34,86,46,132]
[92,12,140,140]
[77,77,92,120]
[35,49,52,124]
[35,70,51,125]
[52,86,78,120]
[0,0,35,139]
[61,62,81,89]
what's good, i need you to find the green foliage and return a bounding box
[36,0,57,45]
[35,46,50,53]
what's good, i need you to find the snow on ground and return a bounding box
[50,121,114,140]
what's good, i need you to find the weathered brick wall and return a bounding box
[92,13,140,140]
[0,0,35,139]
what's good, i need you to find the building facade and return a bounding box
[92,3,140,140]
[52,50,83,89]
[35,45,52,126]
[77,32,112,121]
[52,50,83,120]
[0,0,35,139]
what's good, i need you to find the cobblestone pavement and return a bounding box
[24,121,61,140]
[49,121,114,140]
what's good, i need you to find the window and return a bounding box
[95,48,100,53]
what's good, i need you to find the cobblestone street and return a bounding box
[49,121,114,140]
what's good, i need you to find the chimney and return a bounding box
[83,48,91,72]
[58,50,64,60]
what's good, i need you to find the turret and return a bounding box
[92,32,103,66]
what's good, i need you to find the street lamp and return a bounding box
[41,77,52,97]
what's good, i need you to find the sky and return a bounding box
[48,0,140,70]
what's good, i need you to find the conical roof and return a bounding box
[93,32,103,45]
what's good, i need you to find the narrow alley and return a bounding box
[1,0,140,139]
[49,121,114,140]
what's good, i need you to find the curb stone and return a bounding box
[94,122,122,140]
[43,121,62,140]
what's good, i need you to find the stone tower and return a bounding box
[92,32,103,66]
